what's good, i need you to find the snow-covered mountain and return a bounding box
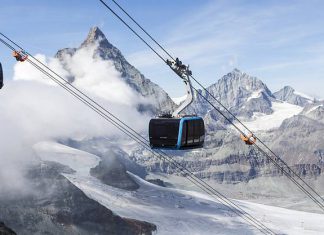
[56,27,176,114]
[182,69,277,133]
[274,85,314,107]
[206,68,275,117]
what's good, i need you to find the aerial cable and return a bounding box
[253,143,324,211]
[97,1,166,63]
[101,0,324,211]
[189,79,324,210]
[104,0,175,61]
[189,72,324,205]
[0,34,276,235]
[98,0,324,210]
[189,83,324,211]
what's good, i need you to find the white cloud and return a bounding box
[0,44,150,196]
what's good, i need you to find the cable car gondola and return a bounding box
[149,116,204,149]
[149,58,205,149]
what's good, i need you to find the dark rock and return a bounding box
[0,222,16,235]
[90,156,140,191]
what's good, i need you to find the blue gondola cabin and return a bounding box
[149,116,205,149]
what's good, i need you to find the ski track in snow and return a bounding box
[238,101,303,132]
[34,141,324,235]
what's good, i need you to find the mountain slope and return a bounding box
[32,141,324,235]
[0,160,156,235]
[0,222,16,235]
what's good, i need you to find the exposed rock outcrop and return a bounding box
[0,222,16,235]
[90,155,140,191]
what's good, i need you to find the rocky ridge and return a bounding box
[55,27,176,114]
[274,85,313,107]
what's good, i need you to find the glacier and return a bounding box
[34,141,324,235]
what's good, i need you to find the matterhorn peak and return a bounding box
[86,27,105,41]
[80,26,113,49]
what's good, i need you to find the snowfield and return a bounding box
[246,90,263,102]
[237,101,303,132]
[34,141,324,235]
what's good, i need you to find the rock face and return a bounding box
[90,155,140,191]
[185,69,274,121]
[274,86,313,106]
[56,27,176,114]
[0,222,16,235]
[0,162,156,235]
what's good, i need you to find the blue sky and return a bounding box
[1,0,324,98]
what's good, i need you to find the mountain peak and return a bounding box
[274,85,313,107]
[81,26,112,48]
[204,69,274,118]
[87,26,105,41]
[282,85,295,92]
[232,68,242,74]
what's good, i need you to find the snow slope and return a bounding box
[34,141,100,176]
[306,104,323,114]
[34,141,324,235]
[246,89,263,102]
[172,95,187,105]
[237,101,303,131]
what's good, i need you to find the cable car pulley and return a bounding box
[149,58,205,149]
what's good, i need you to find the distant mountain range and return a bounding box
[54,26,323,190]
